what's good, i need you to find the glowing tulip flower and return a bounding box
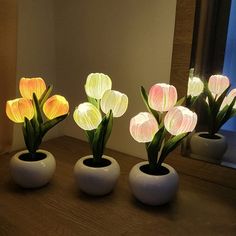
[187,76,204,97]
[6,98,34,123]
[164,106,197,136]
[19,77,46,99]
[148,83,177,112]
[43,95,69,120]
[73,102,102,130]
[130,112,159,143]
[225,88,236,109]
[101,90,128,117]
[85,73,112,99]
[208,75,230,96]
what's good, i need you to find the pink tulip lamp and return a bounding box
[189,74,236,163]
[73,73,128,196]
[6,77,69,188]
[129,83,197,205]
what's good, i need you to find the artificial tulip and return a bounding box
[101,90,128,117]
[225,88,236,109]
[6,98,34,123]
[164,106,197,136]
[43,95,69,120]
[148,83,177,112]
[130,112,159,143]
[208,75,230,96]
[19,77,46,99]
[187,76,204,97]
[85,73,112,99]
[73,102,102,130]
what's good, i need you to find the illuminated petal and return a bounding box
[187,76,204,97]
[208,75,230,96]
[164,106,197,135]
[85,73,112,99]
[130,112,159,143]
[73,102,102,130]
[43,95,69,120]
[148,83,177,112]
[19,77,46,99]
[225,88,236,109]
[101,90,128,117]
[6,98,34,123]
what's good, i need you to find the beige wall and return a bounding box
[55,0,177,158]
[12,0,62,151]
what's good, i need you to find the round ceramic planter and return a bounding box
[190,132,227,163]
[74,155,120,196]
[129,162,179,206]
[10,149,56,188]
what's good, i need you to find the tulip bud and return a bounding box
[164,106,197,135]
[148,83,177,112]
[225,88,236,109]
[187,76,204,97]
[85,73,112,99]
[73,102,102,130]
[43,95,69,120]
[101,90,128,117]
[19,77,46,99]
[6,98,34,123]
[130,112,159,143]
[208,75,230,96]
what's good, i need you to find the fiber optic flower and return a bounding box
[19,77,46,99]
[148,83,177,112]
[101,90,128,117]
[73,102,102,130]
[130,112,159,143]
[43,95,69,120]
[208,75,230,96]
[187,76,204,97]
[164,106,197,136]
[85,73,112,99]
[6,98,34,123]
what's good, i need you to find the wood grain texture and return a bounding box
[0,136,236,236]
[170,0,196,97]
[0,0,17,153]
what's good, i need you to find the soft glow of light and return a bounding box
[85,73,112,99]
[208,75,230,96]
[73,102,102,130]
[6,98,34,123]
[187,76,204,97]
[43,95,69,120]
[148,83,177,112]
[164,106,197,135]
[101,90,128,117]
[19,77,46,99]
[130,112,159,143]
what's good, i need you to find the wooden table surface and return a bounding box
[0,136,236,236]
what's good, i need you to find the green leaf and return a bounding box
[140,86,160,123]
[157,132,188,167]
[39,85,53,107]
[104,110,113,145]
[32,93,43,124]
[176,96,186,106]
[85,130,95,147]
[24,117,36,154]
[41,113,68,137]
[87,96,99,109]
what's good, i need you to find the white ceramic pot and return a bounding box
[74,155,120,196]
[190,132,227,163]
[10,149,56,188]
[129,162,179,206]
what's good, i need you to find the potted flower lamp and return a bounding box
[129,83,197,205]
[189,75,236,163]
[6,77,69,188]
[73,73,128,196]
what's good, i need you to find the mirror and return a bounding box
[184,0,236,169]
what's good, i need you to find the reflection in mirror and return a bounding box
[184,0,236,169]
